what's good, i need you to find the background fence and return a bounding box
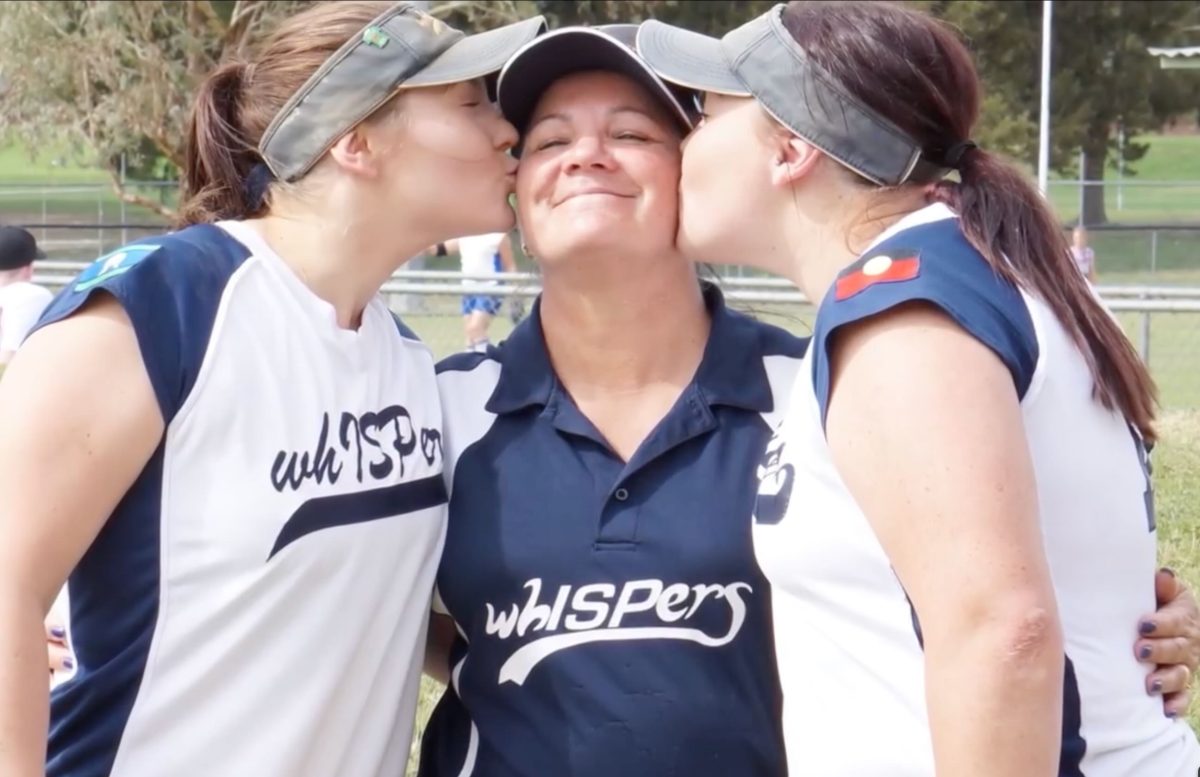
[5,180,1200,412]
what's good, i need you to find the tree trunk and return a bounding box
[1080,139,1109,227]
[105,167,176,221]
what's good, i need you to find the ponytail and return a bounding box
[774,1,1158,442]
[929,150,1158,442]
[172,2,406,229]
[176,61,266,228]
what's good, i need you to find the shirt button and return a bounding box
[614,487,630,502]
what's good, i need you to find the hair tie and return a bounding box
[943,140,978,170]
[243,162,276,211]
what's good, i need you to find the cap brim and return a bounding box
[405,16,547,88]
[496,26,695,137]
[637,20,751,97]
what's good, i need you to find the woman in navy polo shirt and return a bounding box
[415,25,1200,777]
[419,25,802,777]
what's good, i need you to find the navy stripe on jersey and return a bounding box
[46,447,168,777]
[40,225,251,777]
[269,474,448,559]
[811,217,1039,426]
[34,225,253,423]
[390,312,422,342]
[1062,658,1086,775]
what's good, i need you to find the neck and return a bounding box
[251,205,433,329]
[0,269,27,287]
[539,251,710,396]
[774,188,927,302]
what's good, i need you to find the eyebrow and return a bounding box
[526,105,660,134]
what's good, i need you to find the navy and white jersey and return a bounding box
[40,222,448,777]
[418,286,805,777]
[754,204,1200,776]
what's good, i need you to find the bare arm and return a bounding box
[825,303,1062,777]
[424,613,455,686]
[0,296,163,777]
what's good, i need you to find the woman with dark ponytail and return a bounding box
[640,2,1200,775]
[0,2,543,776]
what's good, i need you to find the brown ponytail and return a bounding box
[175,1,400,228]
[177,61,259,227]
[783,1,1157,442]
[930,151,1157,441]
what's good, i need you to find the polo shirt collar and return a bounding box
[486,283,775,416]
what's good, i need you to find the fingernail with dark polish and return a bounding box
[1140,645,1154,660]
[1166,709,1179,719]
[62,657,74,670]
[1152,679,1163,694]
[50,626,65,639]
[1140,621,1158,636]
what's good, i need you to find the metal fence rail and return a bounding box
[28,259,1200,411]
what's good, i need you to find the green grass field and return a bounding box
[1046,134,1200,226]
[0,144,107,184]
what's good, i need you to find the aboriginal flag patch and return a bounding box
[834,249,921,301]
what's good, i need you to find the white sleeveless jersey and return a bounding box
[41,221,448,777]
[457,233,505,287]
[753,204,1200,776]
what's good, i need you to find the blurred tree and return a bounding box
[926,0,1200,224]
[435,0,770,35]
[3,0,1195,225]
[0,0,310,217]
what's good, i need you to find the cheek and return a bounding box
[648,166,680,219]
[402,114,495,164]
[514,168,549,247]
[679,132,721,212]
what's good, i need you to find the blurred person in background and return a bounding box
[0,226,52,365]
[434,231,519,351]
[1071,224,1098,284]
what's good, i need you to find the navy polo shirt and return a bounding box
[419,285,807,777]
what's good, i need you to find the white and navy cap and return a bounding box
[259,2,546,182]
[637,5,951,186]
[496,24,697,141]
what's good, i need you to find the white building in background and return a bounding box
[1147,46,1200,70]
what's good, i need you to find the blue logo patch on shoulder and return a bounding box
[74,245,160,292]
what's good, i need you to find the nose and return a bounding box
[493,109,519,154]
[562,135,617,173]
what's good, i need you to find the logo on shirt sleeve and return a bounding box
[753,430,793,526]
[74,245,160,292]
[834,249,921,301]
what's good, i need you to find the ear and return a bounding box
[768,134,822,188]
[327,128,379,179]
